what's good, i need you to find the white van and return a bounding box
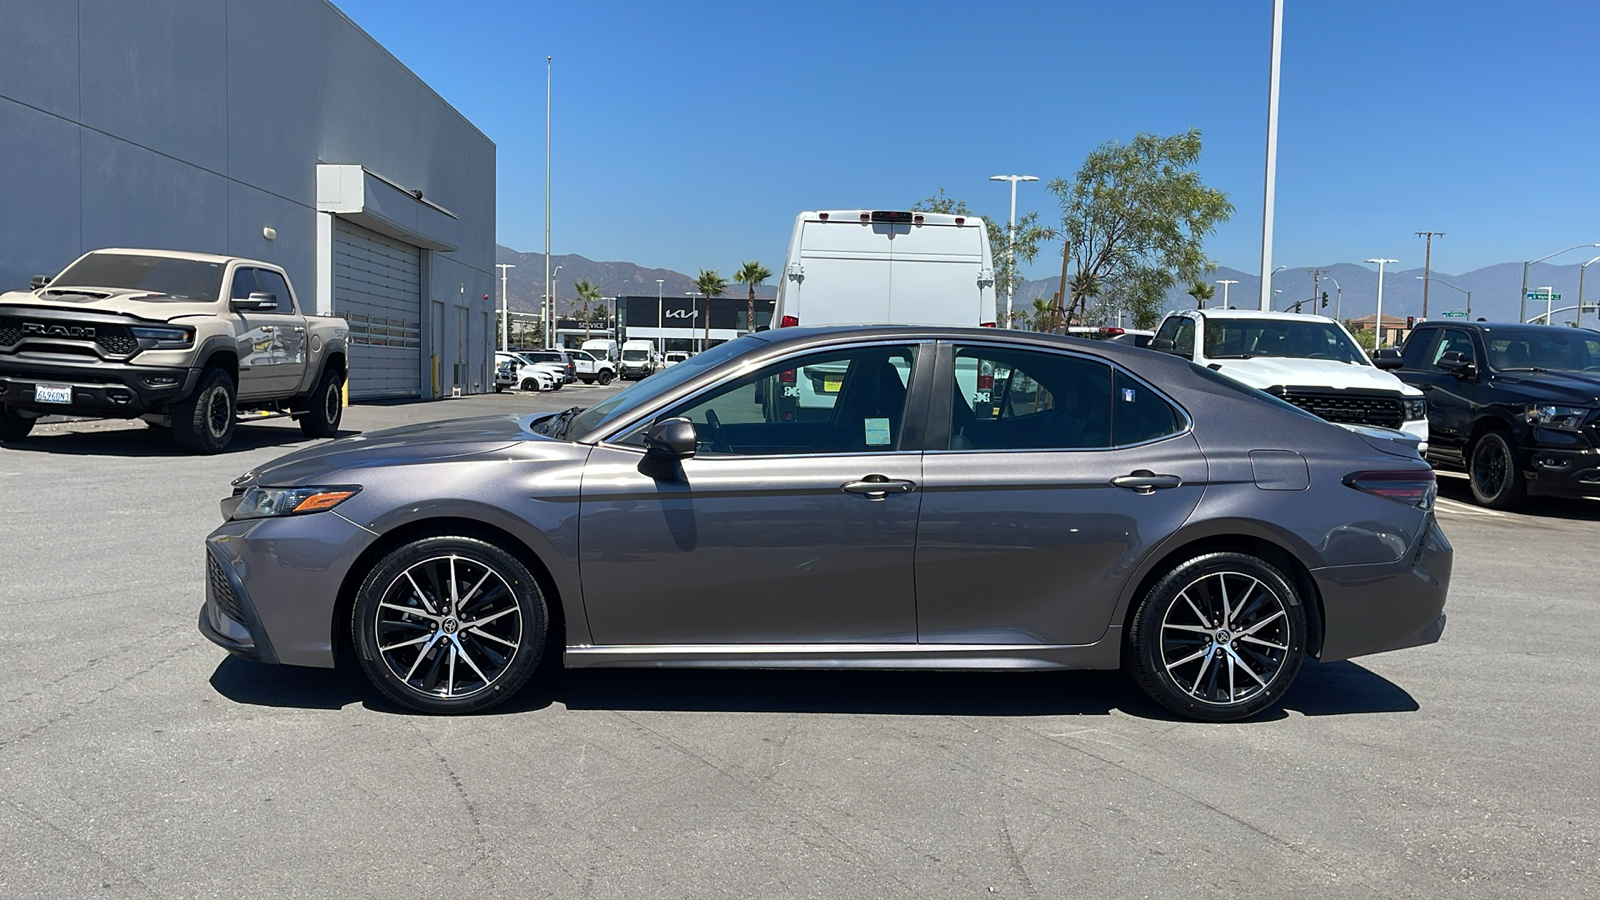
[618,339,657,380]
[771,210,997,329]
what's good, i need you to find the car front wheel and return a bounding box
[597,371,613,385]
[1126,551,1306,722]
[1468,430,1526,509]
[353,535,548,714]
[520,378,542,392]
[171,368,236,454]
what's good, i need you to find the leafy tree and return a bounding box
[733,260,772,333]
[574,280,603,340]
[1347,321,1377,350]
[1046,129,1232,330]
[693,268,727,350]
[912,189,973,215]
[1186,281,1216,309]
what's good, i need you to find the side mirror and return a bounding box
[29,275,52,290]
[1151,338,1176,353]
[1437,350,1476,378]
[231,292,278,312]
[1371,348,1403,370]
[643,417,698,460]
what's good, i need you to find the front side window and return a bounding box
[1173,319,1196,356]
[229,267,259,301]
[254,269,295,314]
[1430,330,1476,370]
[1401,328,1437,370]
[619,344,919,456]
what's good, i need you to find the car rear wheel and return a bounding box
[1126,552,1306,722]
[0,406,34,442]
[1468,430,1526,509]
[298,367,344,439]
[171,368,236,454]
[353,536,547,714]
[520,377,542,392]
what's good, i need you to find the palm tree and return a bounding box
[1030,297,1054,332]
[573,280,602,340]
[693,269,727,352]
[732,261,772,333]
[1186,281,1216,310]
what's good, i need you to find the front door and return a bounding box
[578,341,928,645]
[229,267,303,398]
[915,342,1207,645]
[1401,327,1478,463]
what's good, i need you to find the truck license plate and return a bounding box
[35,384,73,404]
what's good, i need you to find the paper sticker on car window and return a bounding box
[864,417,891,446]
[1122,388,1137,402]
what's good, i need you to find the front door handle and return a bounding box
[259,325,276,333]
[1111,470,1183,494]
[842,474,915,499]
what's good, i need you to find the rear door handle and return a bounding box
[842,475,916,499]
[1111,470,1183,493]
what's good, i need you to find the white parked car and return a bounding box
[495,352,560,392]
[569,349,617,385]
[1151,309,1428,450]
[662,351,689,368]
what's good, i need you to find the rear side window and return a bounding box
[1113,370,1182,445]
[945,346,1112,451]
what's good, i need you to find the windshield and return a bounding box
[1204,318,1367,365]
[50,253,225,301]
[1484,329,1600,373]
[567,337,766,439]
[622,349,649,360]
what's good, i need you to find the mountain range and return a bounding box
[497,243,1600,327]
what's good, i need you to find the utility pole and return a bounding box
[1415,231,1444,320]
[1305,268,1327,315]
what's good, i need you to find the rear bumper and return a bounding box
[0,359,198,417]
[1312,514,1452,661]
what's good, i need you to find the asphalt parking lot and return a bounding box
[2,384,1597,900]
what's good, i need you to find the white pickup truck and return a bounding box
[1150,309,1428,450]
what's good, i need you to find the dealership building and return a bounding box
[0,0,496,399]
[617,296,776,352]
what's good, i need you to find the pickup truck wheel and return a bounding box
[1468,430,1526,509]
[520,377,542,393]
[0,406,34,443]
[299,367,344,439]
[172,368,236,454]
[597,371,614,385]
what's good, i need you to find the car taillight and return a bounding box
[980,321,996,327]
[1343,470,1437,509]
[780,369,795,383]
[780,315,799,328]
[977,374,993,390]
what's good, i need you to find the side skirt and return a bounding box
[565,638,1122,671]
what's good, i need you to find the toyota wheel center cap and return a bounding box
[442,618,459,634]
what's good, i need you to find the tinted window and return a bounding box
[229,268,259,301]
[622,344,919,456]
[1484,330,1600,372]
[51,253,225,301]
[1113,370,1182,445]
[1401,328,1438,370]
[1202,317,1366,364]
[1155,317,1183,346]
[1430,330,1476,370]
[1174,318,1196,356]
[254,269,294,314]
[946,346,1112,451]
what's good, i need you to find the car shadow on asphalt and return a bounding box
[208,656,1417,722]
[1436,473,1600,521]
[4,422,358,457]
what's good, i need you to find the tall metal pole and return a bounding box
[544,56,552,348]
[989,175,1038,327]
[1416,231,1443,320]
[1258,0,1284,311]
[1580,257,1600,330]
[655,278,664,355]
[1216,279,1237,308]
[1325,275,1342,321]
[1521,243,1600,323]
[495,263,515,351]
[1367,258,1397,346]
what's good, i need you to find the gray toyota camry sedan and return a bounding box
[201,326,1451,721]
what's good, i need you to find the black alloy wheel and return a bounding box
[298,368,344,439]
[1468,430,1526,509]
[353,535,547,714]
[520,378,542,393]
[0,406,34,442]
[597,370,613,385]
[1127,552,1306,721]
[172,368,236,454]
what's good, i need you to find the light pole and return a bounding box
[685,292,703,353]
[1266,265,1287,311]
[1520,242,1600,323]
[544,56,554,350]
[547,264,562,347]
[1258,0,1285,311]
[1216,279,1238,308]
[1366,258,1398,347]
[989,174,1038,328]
[495,263,515,352]
[1416,275,1469,320]
[1531,285,1555,325]
[1324,275,1343,320]
[1580,256,1600,329]
[655,278,665,354]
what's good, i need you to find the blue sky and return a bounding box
[336,0,1600,280]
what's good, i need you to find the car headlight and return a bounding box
[233,485,361,519]
[1402,397,1427,421]
[1525,405,1592,431]
[130,325,194,349]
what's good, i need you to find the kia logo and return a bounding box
[24,322,96,338]
[664,309,698,320]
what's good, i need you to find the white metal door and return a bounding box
[333,220,422,399]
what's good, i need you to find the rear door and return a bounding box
[795,219,892,325]
[888,223,984,326]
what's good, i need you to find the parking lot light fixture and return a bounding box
[1366,258,1398,347]
[1520,243,1600,323]
[990,174,1039,328]
[1216,279,1238,308]
[1324,275,1342,320]
[495,263,515,352]
[1579,257,1600,329]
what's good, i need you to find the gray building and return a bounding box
[0,0,496,399]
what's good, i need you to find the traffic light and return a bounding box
[1321,291,1329,308]
[1406,316,1415,328]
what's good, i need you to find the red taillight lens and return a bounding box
[980,321,997,327]
[780,315,799,328]
[779,369,795,384]
[1100,327,1125,335]
[977,374,993,390]
[1343,470,1437,509]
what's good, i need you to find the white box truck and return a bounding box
[771,210,997,329]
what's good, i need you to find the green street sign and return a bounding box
[1526,291,1561,301]
[1441,310,1468,318]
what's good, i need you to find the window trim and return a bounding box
[924,339,1193,455]
[594,338,936,458]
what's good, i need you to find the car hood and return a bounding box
[236,415,552,487]
[1486,370,1600,405]
[0,287,224,321]
[1212,357,1421,396]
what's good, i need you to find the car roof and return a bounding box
[747,324,1194,370]
[1185,309,1338,324]
[1414,320,1600,334]
[87,247,278,268]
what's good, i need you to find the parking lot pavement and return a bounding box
[2,399,1597,899]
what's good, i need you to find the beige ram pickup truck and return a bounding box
[0,248,348,453]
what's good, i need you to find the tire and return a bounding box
[580,378,594,385]
[520,378,542,393]
[1126,551,1306,722]
[1468,429,1526,510]
[597,370,614,385]
[298,367,344,439]
[494,384,507,393]
[353,535,548,714]
[171,368,236,454]
[0,406,34,443]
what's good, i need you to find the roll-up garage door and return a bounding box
[333,219,422,399]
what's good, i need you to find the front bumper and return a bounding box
[1313,514,1452,662]
[1399,417,1429,454]
[1521,437,1600,498]
[0,358,198,417]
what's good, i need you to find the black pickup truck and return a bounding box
[1376,321,1600,508]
